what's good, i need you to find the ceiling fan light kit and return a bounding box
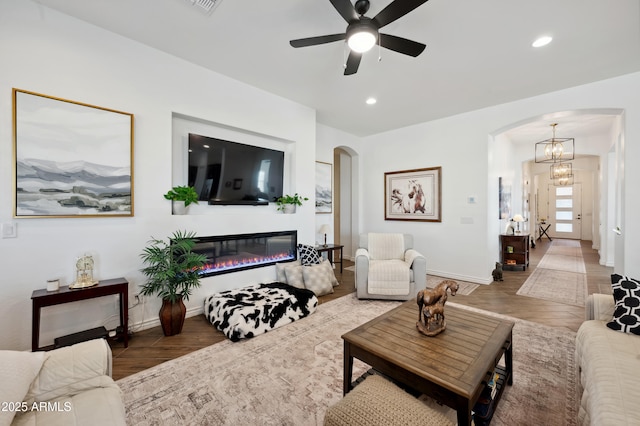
[289,0,429,75]
[346,20,378,53]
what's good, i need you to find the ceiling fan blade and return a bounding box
[344,51,362,75]
[290,33,346,48]
[373,0,429,28]
[330,0,359,23]
[379,34,426,57]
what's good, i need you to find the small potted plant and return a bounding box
[139,230,207,336]
[276,193,308,214]
[164,185,199,214]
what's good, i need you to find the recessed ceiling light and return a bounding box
[366,97,377,105]
[532,36,553,48]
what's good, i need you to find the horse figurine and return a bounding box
[416,279,459,336]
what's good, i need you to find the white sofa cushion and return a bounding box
[368,233,405,260]
[23,339,111,404]
[576,320,640,425]
[0,351,45,426]
[368,259,411,296]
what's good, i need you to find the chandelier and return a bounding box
[534,123,575,163]
[550,161,574,186]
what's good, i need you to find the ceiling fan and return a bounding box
[290,0,429,75]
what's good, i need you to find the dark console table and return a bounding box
[31,277,129,351]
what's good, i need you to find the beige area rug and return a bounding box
[118,294,578,426]
[517,239,587,306]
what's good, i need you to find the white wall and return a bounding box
[360,72,640,284]
[0,0,316,350]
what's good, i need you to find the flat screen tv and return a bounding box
[188,133,285,206]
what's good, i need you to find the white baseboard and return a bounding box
[427,269,492,285]
[128,305,205,335]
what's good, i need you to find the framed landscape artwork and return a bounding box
[315,161,332,214]
[385,167,441,222]
[13,89,134,218]
[499,177,511,220]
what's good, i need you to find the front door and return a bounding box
[548,183,582,239]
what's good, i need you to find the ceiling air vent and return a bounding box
[182,0,221,15]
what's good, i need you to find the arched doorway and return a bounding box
[333,146,359,260]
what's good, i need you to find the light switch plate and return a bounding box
[1,223,17,238]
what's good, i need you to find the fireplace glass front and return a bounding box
[192,230,297,277]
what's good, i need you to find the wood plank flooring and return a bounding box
[109,238,612,380]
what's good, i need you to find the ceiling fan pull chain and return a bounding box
[343,42,348,69]
[378,37,382,62]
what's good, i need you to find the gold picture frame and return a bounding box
[13,89,134,218]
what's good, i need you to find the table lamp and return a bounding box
[512,214,525,234]
[319,224,331,247]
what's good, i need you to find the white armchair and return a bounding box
[355,233,426,300]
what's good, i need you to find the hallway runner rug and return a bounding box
[118,293,578,426]
[517,239,587,306]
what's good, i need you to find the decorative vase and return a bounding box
[172,202,189,215]
[159,296,187,336]
[282,204,296,214]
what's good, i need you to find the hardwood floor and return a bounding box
[109,238,612,381]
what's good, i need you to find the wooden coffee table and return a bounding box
[342,300,514,425]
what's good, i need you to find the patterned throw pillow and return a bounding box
[302,264,334,296]
[276,260,301,283]
[283,265,305,289]
[298,244,322,266]
[607,274,640,335]
[321,259,339,287]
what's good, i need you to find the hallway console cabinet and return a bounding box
[499,234,530,271]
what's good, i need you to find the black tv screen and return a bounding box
[188,133,285,205]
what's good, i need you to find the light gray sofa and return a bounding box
[355,233,426,301]
[3,339,126,426]
[575,294,640,425]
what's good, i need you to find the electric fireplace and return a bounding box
[192,230,297,277]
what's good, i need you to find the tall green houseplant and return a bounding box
[139,230,207,335]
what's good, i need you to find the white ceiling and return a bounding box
[33,0,640,143]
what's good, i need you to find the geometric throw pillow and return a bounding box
[607,274,640,335]
[298,244,322,266]
[302,264,334,296]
